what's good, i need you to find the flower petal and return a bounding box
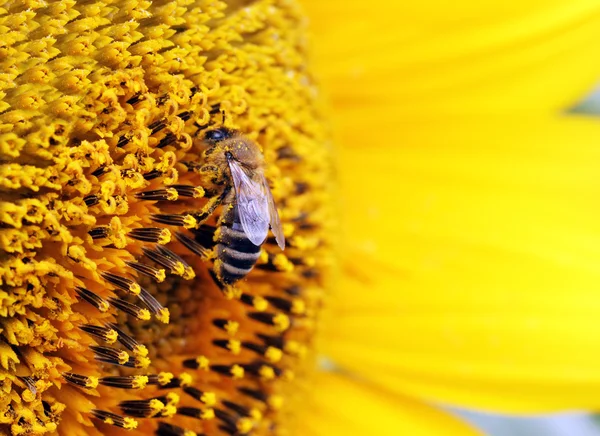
[326,115,600,412]
[298,371,480,436]
[303,1,600,114]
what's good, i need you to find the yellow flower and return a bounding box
[3,1,600,436]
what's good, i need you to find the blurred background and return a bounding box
[301,1,600,435]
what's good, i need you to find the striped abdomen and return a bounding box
[214,204,261,284]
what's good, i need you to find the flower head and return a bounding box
[0,1,333,434]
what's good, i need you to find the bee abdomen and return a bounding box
[215,225,261,284]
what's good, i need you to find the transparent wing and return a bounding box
[228,159,269,246]
[261,175,285,250]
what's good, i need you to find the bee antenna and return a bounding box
[221,110,227,125]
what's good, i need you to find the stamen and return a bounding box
[209,364,244,379]
[119,398,165,418]
[135,188,179,201]
[212,339,241,355]
[83,195,99,207]
[62,372,99,389]
[177,406,215,421]
[264,295,305,315]
[240,294,269,311]
[98,375,149,389]
[174,231,210,258]
[101,271,141,295]
[143,246,195,279]
[90,345,130,366]
[149,120,166,135]
[90,410,138,429]
[143,169,163,180]
[242,361,282,380]
[75,287,110,312]
[88,226,109,240]
[151,213,198,229]
[247,312,290,332]
[108,323,148,357]
[156,422,199,436]
[80,324,118,344]
[92,166,109,177]
[212,319,239,336]
[108,297,152,321]
[182,356,210,371]
[138,287,170,323]
[158,132,177,148]
[147,372,175,387]
[126,261,166,283]
[241,342,283,363]
[128,227,172,244]
[169,185,205,198]
[18,376,37,394]
[182,386,217,407]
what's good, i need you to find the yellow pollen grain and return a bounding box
[98,301,110,313]
[253,296,268,311]
[158,372,174,386]
[165,392,180,405]
[161,404,177,418]
[123,417,139,430]
[134,356,151,369]
[227,340,241,355]
[134,345,149,358]
[105,329,118,344]
[157,228,172,245]
[138,309,152,321]
[156,308,170,324]
[129,283,141,296]
[272,254,294,272]
[250,409,263,421]
[155,269,166,282]
[149,399,165,412]
[165,188,179,201]
[273,314,291,332]
[265,347,283,363]
[183,266,196,280]
[183,215,198,229]
[268,396,284,411]
[201,409,215,420]
[237,417,254,434]
[171,262,186,276]
[179,373,193,388]
[132,376,148,389]
[224,321,239,336]
[259,366,276,381]
[193,187,205,198]
[86,377,99,389]
[200,392,216,407]
[183,431,196,436]
[117,351,130,365]
[22,389,36,403]
[291,299,306,315]
[196,356,210,370]
[231,365,245,380]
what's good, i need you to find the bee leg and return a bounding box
[190,224,217,250]
[193,186,232,226]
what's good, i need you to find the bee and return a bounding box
[190,126,285,285]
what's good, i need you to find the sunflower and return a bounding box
[2,1,600,436]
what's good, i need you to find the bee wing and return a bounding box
[261,175,285,250]
[228,159,270,246]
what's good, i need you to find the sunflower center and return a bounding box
[0,1,333,435]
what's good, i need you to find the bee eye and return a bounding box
[205,128,226,142]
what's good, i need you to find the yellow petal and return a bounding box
[299,371,481,436]
[325,115,600,412]
[303,1,600,114]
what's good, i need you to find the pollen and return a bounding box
[0,0,333,435]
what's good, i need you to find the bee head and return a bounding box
[204,127,233,144]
